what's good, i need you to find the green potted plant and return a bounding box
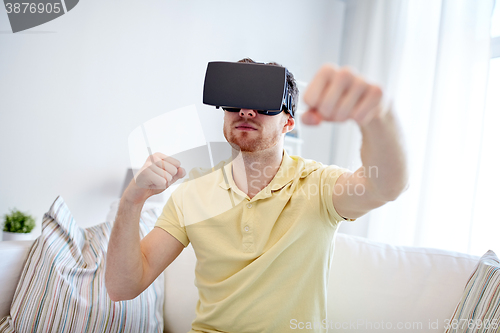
[2,208,36,241]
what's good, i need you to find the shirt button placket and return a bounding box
[242,200,254,252]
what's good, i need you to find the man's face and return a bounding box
[223,109,295,152]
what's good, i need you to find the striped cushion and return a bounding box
[445,250,500,333]
[0,196,164,333]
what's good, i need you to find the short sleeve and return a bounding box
[155,191,190,247]
[320,165,357,223]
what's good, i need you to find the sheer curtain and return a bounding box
[333,0,494,254]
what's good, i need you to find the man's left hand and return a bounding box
[301,64,386,127]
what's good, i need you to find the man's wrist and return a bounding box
[122,182,149,206]
[359,102,394,133]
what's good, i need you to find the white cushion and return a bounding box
[328,233,480,332]
[163,244,198,333]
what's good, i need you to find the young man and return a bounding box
[105,59,408,332]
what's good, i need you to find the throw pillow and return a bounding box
[0,196,164,333]
[444,250,500,332]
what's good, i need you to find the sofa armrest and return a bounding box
[0,240,35,318]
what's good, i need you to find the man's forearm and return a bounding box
[358,104,409,201]
[105,190,146,301]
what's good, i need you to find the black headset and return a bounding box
[203,61,294,118]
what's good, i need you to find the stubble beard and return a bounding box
[223,124,282,153]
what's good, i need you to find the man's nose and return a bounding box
[239,109,256,118]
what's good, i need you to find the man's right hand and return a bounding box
[106,152,186,301]
[124,152,186,204]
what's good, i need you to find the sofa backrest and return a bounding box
[162,233,481,333]
[0,233,481,333]
[163,241,198,333]
[328,233,480,332]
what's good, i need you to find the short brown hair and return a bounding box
[237,57,298,117]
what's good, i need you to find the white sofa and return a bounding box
[0,232,480,333]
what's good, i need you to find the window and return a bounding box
[491,0,500,38]
[468,1,500,255]
[492,0,500,58]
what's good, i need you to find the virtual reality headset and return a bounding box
[203,61,294,117]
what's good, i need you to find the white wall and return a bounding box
[0,0,345,236]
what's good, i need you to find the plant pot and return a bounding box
[1,231,33,241]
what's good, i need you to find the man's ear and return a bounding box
[282,114,295,134]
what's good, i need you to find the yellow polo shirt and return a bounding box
[155,149,354,333]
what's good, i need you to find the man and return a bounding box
[105,58,408,332]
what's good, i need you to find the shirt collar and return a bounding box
[269,149,296,191]
[218,149,297,197]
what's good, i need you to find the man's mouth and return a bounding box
[235,123,257,131]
